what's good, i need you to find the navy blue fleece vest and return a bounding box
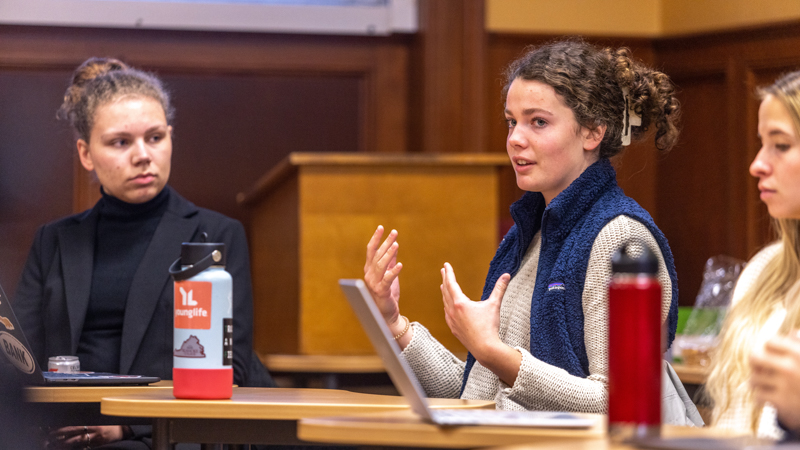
[461,159,679,392]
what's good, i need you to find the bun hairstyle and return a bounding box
[57,57,173,142]
[502,39,681,159]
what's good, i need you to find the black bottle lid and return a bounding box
[611,240,658,275]
[180,242,226,267]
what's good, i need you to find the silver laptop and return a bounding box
[338,278,596,428]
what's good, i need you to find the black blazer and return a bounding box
[13,187,256,385]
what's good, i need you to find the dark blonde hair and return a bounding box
[708,70,800,432]
[57,57,173,141]
[503,39,681,158]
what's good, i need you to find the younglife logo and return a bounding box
[174,281,212,329]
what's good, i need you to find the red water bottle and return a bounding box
[608,241,662,441]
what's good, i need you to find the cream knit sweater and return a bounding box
[713,242,784,439]
[402,215,672,412]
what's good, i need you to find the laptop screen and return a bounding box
[0,283,46,385]
[338,278,437,421]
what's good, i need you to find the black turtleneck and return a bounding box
[76,187,170,373]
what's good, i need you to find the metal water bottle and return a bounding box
[169,241,233,399]
[608,241,662,440]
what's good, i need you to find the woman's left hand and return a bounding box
[440,263,508,357]
[440,263,520,385]
[47,425,127,449]
[750,332,800,432]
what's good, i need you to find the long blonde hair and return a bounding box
[707,71,800,431]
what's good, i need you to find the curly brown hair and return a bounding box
[502,39,680,159]
[57,57,173,142]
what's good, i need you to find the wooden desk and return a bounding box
[101,387,494,449]
[26,380,173,403]
[488,425,760,450]
[263,354,386,389]
[263,354,385,373]
[298,410,606,448]
[25,381,172,427]
[299,413,759,449]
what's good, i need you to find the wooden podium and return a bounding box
[238,152,510,356]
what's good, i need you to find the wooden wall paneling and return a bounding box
[651,35,741,303]
[656,73,729,305]
[654,50,754,267]
[654,25,800,77]
[655,25,800,270]
[415,0,486,154]
[0,68,74,297]
[417,0,464,153]
[372,44,410,154]
[419,0,464,152]
[248,173,300,355]
[162,72,362,223]
[462,0,488,154]
[0,26,410,215]
[722,57,751,261]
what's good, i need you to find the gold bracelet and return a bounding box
[393,315,410,340]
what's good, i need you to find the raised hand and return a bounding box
[440,263,519,385]
[750,331,800,432]
[440,262,509,358]
[364,226,404,327]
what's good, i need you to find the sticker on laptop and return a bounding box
[0,331,35,374]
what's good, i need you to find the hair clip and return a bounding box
[621,87,642,146]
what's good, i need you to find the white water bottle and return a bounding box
[169,241,233,399]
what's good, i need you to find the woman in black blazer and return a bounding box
[13,57,271,449]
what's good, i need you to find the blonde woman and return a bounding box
[707,70,800,439]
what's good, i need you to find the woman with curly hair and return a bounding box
[363,39,694,420]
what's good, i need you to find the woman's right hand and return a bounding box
[750,332,800,432]
[364,226,404,328]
